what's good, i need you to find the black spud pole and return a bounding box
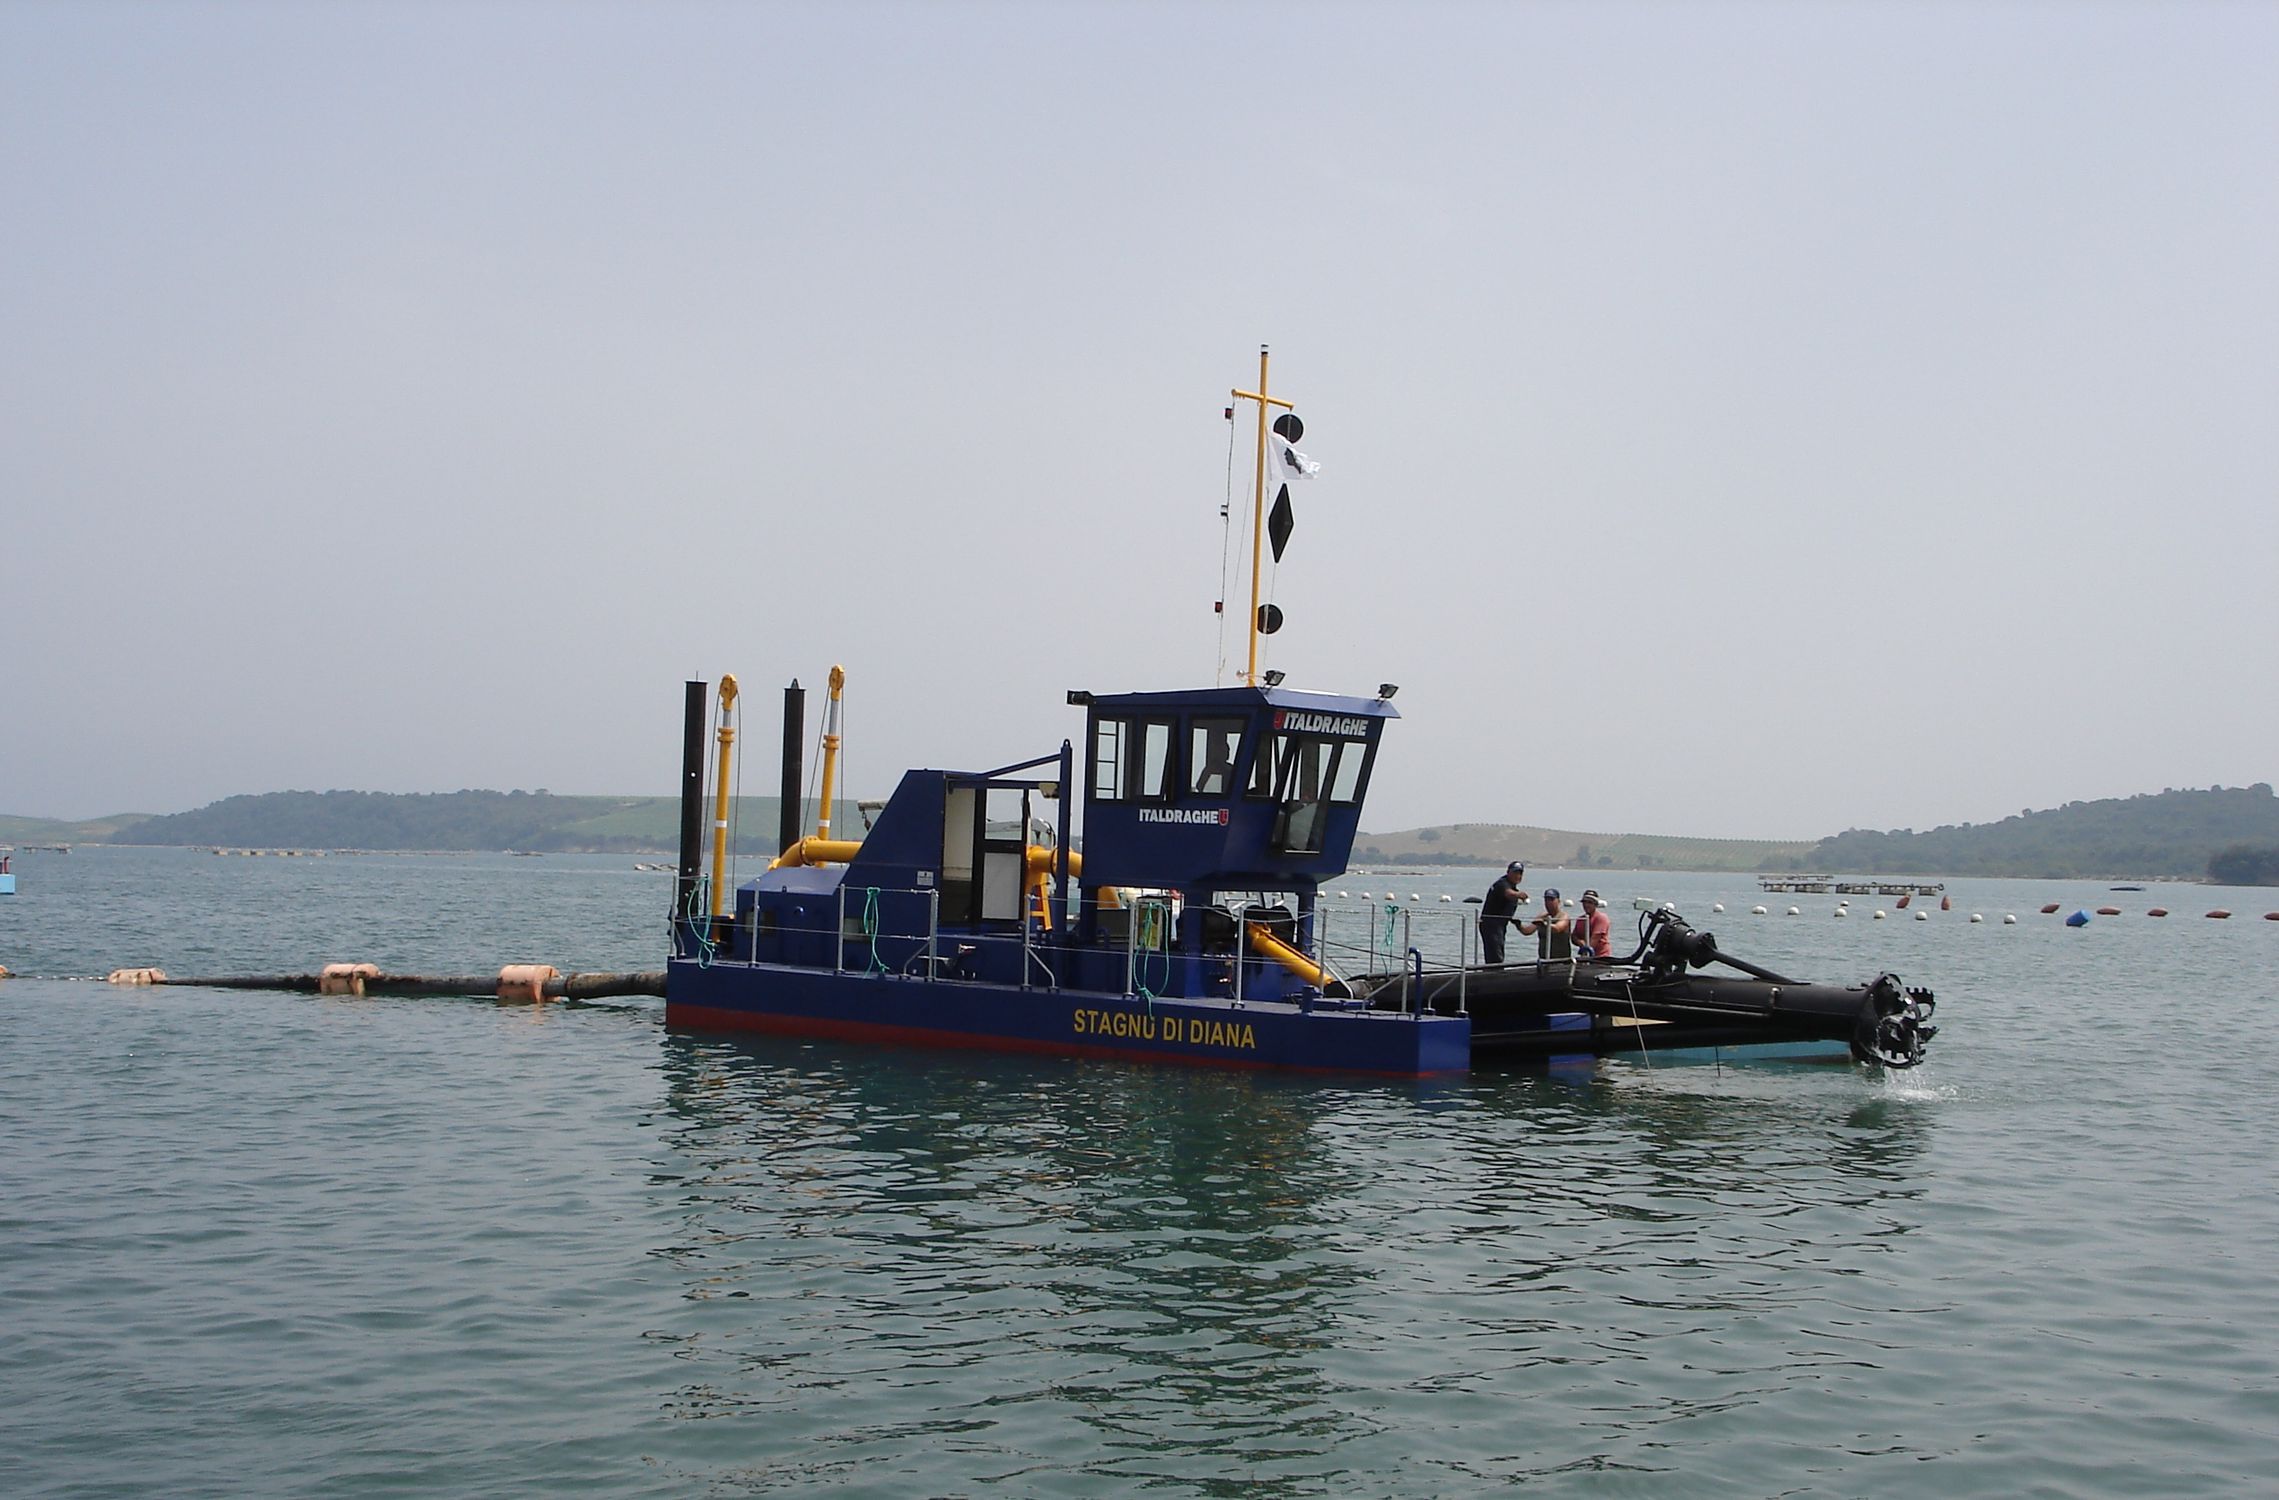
[675,678,708,955]
[780,678,806,857]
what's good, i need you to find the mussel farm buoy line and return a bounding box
[98,965,665,1001]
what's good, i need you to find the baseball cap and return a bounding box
[1581,888,1600,903]
[1506,861,1525,874]
[1542,887,1560,901]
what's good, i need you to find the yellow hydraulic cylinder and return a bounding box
[709,674,739,918]
[816,665,846,841]
[1246,920,1332,989]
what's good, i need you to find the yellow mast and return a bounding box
[708,674,739,918]
[1230,345,1296,687]
[815,664,846,842]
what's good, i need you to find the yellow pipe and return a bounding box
[769,836,864,870]
[1024,845,1082,881]
[767,838,1083,880]
[1247,920,1332,989]
[708,674,739,918]
[816,664,845,841]
[1020,846,1088,931]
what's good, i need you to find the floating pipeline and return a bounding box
[94,965,666,1002]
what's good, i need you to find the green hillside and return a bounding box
[0,811,158,843]
[1359,783,2278,880]
[1791,784,2279,880]
[74,790,868,855]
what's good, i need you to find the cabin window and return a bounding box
[1251,731,1375,855]
[1091,716,1175,802]
[1189,717,1245,797]
[1138,719,1173,800]
[1092,719,1125,801]
[1250,733,1374,806]
[1327,739,1372,804]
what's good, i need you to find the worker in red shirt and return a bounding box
[1575,889,1614,959]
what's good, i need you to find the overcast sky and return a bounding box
[4,1,2272,839]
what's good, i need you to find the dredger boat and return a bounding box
[663,353,1937,1076]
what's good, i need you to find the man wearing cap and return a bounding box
[1575,889,1614,959]
[1520,888,1574,960]
[1478,862,1528,964]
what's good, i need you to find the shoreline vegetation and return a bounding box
[5,784,2276,884]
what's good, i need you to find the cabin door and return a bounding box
[942,782,1029,926]
[978,786,1028,924]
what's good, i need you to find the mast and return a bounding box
[1230,345,1296,687]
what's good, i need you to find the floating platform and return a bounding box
[660,359,1938,1078]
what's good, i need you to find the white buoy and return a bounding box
[1914,910,1928,921]
[1752,905,1768,915]
[1411,892,1422,902]
[1359,891,1372,900]
[1336,891,1347,899]
[1873,910,1887,920]
[1439,894,1453,902]
[2003,913,2018,924]
[1787,905,1801,916]
[1833,907,1847,917]
[1970,913,1984,923]
[1711,902,1725,913]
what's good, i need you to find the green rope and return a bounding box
[682,881,718,968]
[861,886,887,974]
[1133,900,1171,1011]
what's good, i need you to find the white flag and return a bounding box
[1267,412,1318,488]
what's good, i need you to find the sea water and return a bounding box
[3,848,2277,1497]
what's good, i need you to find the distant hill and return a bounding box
[1361,784,2277,881]
[0,811,158,844]
[73,790,867,855]
[1789,784,2279,880]
[1354,824,1818,874]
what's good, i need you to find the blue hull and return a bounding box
[667,959,1470,1077]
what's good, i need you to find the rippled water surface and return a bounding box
[4,849,2278,1496]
